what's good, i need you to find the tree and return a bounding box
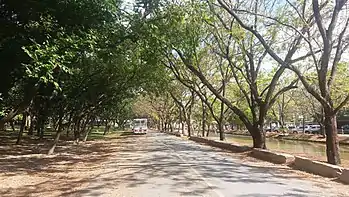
[217,0,349,164]
[0,0,171,155]
[147,1,301,148]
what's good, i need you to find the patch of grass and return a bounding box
[86,129,134,141]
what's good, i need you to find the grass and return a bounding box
[0,127,132,148]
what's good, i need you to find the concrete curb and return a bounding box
[173,135,348,183]
[189,136,251,153]
[339,169,349,184]
[164,132,183,137]
[293,156,343,178]
[249,149,295,164]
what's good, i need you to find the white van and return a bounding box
[132,118,148,134]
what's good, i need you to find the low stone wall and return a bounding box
[208,140,251,153]
[293,156,343,178]
[249,149,295,164]
[188,137,251,153]
[189,136,211,143]
[339,169,349,184]
[181,136,348,182]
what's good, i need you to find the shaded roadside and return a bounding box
[0,130,140,197]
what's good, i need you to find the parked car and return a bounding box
[265,126,280,133]
[309,125,321,134]
[292,125,311,134]
[287,126,297,133]
[340,125,349,134]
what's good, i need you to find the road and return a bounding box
[75,132,348,197]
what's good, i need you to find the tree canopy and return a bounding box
[1,0,349,165]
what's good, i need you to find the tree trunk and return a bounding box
[9,120,15,132]
[186,118,191,137]
[250,126,266,149]
[170,123,174,132]
[48,116,63,155]
[104,121,108,135]
[161,118,164,131]
[320,124,325,137]
[206,124,210,137]
[28,116,35,136]
[66,124,71,137]
[218,77,226,141]
[103,119,110,135]
[74,118,81,143]
[180,119,184,134]
[83,124,93,142]
[16,113,27,144]
[164,122,167,132]
[202,102,206,137]
[218,121,224,141]
[39,118,45,140]
[36,115,45,139]
[324,114,341,164]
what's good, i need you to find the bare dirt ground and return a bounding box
[0,131,127,197]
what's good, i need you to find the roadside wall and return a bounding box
[293,156,343,178]
[189,136,251,153]
[249,149,295,164]
[339,169,349,184]
[171,135,349,183]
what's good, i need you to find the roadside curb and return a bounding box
[164,131,183,137]
[339,169,349,184]
[189,136,251,153]
[249,148,295,164]
[293,156,343,178]
[177,135,349,184]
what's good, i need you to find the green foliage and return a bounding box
[0,0,171,142]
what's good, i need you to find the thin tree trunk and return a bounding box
[48,116,63,155]
[16,113,27,144]
[39,118,45,140]
[28,116,35,136]
[218,121,224,141]
[66,124,71,138]
[83,124,93,142]
[219,77,226,141]
[202,101,206,137]
[324,114,341,164]
[74,118,81,143]
[181,121,184,134]
[320,124,325,137]
[103,119,109,135]
[206,124,210,137]
[170,123,173,132]
[9,120,16,132]
[186,117,191,137]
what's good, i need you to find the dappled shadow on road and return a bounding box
[2,132,344,197]
[69,133,338,197]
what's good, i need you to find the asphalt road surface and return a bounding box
[75,132,348,197]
